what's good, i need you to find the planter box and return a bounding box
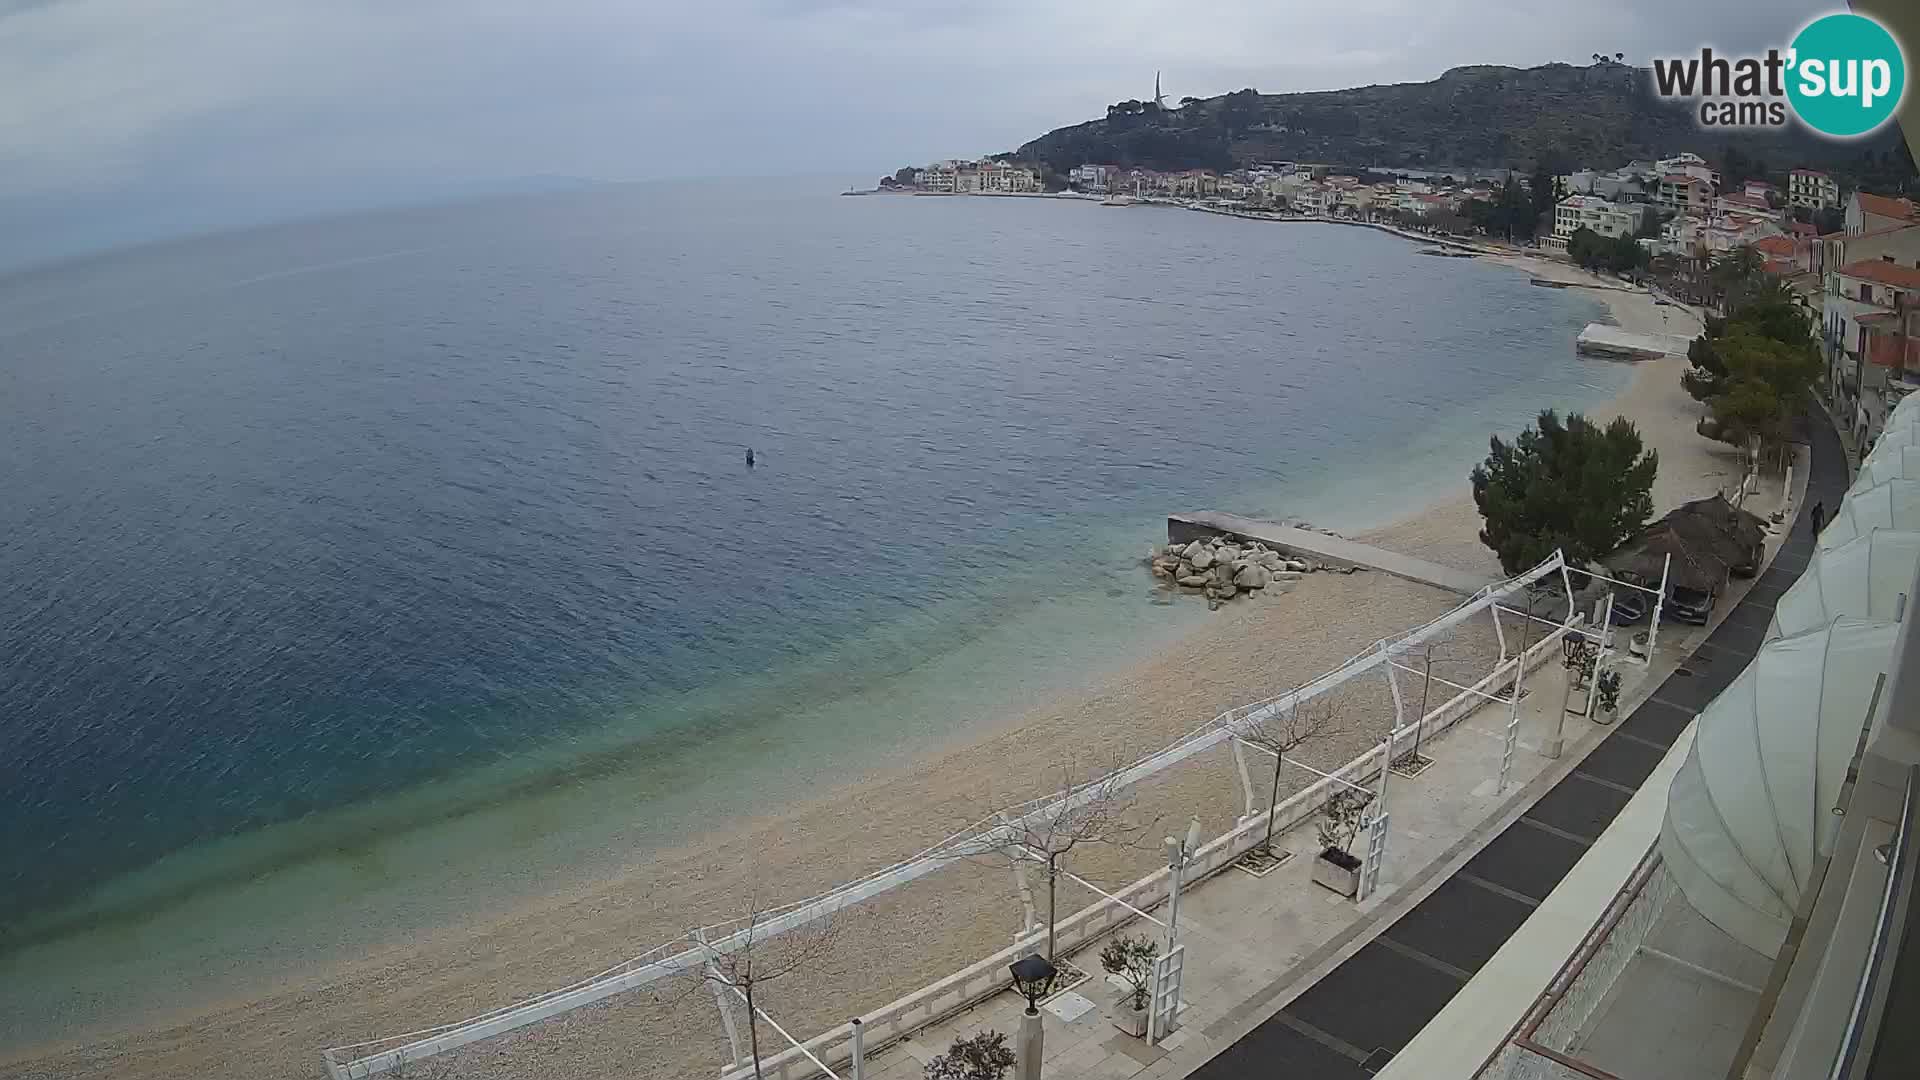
[1112,1000,1150,1037]
[1311,849,1361,898]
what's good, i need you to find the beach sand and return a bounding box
[0,252,1745,1080]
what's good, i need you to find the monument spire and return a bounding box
[1155,70,1166,110]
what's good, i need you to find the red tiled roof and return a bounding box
[1858,192,1918,221]
[1753,235,1797,255]
[1839,259,1920,289]
[1792,168,1829,178]
[1663,174,1706,184]
[1789,222,1818,237]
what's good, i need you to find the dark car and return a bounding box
[1606,589,1651,625]
[1664,585,1717,625]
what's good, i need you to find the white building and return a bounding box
[1789,168,1839,211]
[977,162,1038,193]
[1656,174,1714,214]
[1548,195,1646,248]
[1068,164,1117,192]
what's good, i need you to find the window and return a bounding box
[1863,284,1875,303]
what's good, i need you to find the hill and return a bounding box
[1012,62,1903,176]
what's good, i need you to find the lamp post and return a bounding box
[1009,953,1058,1080]
[1162,817,1204,953]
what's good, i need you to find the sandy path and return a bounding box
[0,249,1741,1080]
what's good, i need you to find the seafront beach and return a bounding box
[0,219,1744,1080]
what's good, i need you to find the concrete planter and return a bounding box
[1311,848,1361,898]
[1113,999,1150,1037]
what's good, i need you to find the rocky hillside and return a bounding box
[1014,62,1901,175]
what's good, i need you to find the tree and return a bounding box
[967,764,1153,962]
[1530,164,1558,221]
[926,1031,1017,1080]
[1470,410,1659,575]
[689,902,845,1080]
[1232,695,1339,861]
[1567,227,1647,274]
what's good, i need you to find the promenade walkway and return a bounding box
[1189,403,1845,1080]
[1168,511,1493,597]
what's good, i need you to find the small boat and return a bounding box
[1100,194,1136,207]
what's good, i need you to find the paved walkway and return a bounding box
[1167,512,1492,596]
[1186,403,1845,1079]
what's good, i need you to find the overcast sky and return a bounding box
[0,0,1831,267]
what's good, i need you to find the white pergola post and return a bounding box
[1382,639,1408,746]
[850,1017,865,1080]
[1500,646,1523,792]
[1646,553,1671,658]
[1231,739,1259,822]
[1492,603,1508,664]
[1359,738,1393,901]
[1008,845,1039,942]
[703,955,746,1071]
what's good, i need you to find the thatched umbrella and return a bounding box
[1607,523,1730,594]
[1667,495,1768,575]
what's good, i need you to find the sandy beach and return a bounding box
[0,247,1747,1080]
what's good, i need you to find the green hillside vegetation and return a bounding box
[1014,61,1904,177]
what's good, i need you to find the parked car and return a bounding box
[1664,584,1718,625]
[1606,588,1650,625]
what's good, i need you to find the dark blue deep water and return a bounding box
[0,183,1617,954]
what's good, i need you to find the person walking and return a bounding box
[1809,500,1826,537]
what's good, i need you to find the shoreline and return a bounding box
[0,224,1728,1080]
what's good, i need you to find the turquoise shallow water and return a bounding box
[0,183,1627,1038]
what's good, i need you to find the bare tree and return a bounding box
[685,900,844,1080]
[1233,694,1339,860]
[963,761,1156,962]
[1399,639,1461,767]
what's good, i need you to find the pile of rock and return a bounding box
[1150,536,1313,609]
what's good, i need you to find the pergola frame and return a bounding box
[322,552,1575,1080]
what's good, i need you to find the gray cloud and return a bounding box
[0,0,1827,267]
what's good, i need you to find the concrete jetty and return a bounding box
[1167,510,1493,596]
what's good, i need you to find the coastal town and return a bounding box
[882,149,1917,464]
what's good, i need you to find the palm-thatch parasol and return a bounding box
[1606,522,1730,593]
[1666,494,1768,575]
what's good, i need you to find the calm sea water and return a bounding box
[0,182,1622,1031]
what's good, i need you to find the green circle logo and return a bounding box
[1787,13,1906,138]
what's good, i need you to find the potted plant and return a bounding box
[1311,789,1374,898]
[1595,669,1622,724]
[1099,935,1159,1037]
[925,1030,1016,1080]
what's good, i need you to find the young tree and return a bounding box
[1470,410,1659,575]
[1232,695,1339,860]
[688,903,844,1080]
[967,764,1154,962]
[1098,935,1160,1013]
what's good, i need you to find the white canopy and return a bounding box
[1660,617,1897,956]
[1820,480,1920,549]
[1854,445,1920,493]
[1888,391,1920,429]
[1770,531,1920,638]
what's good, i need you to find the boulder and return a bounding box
[1150,563,1173,579]
[1177,574,1211,588]
[1235,564,1269,588]
[1188,546,1216,570]
[1284,560,1310,573]
[1257,551,1283,568]
[1212,564,1236,585]
[1182,540,1210,560]
[1273,570,1303,581]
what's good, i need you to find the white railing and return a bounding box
[325,553,1573,1079]
[711,616,1580,1080]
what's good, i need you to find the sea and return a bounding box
[0,180,1626,1043]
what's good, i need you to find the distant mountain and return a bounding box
[1013,62,1903,176]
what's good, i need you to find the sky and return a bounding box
[0,0,1837,268]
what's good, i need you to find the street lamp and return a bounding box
[1162,817,1204,953]
[1008,953,1058,1013]
[1008,953,1058,1080]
